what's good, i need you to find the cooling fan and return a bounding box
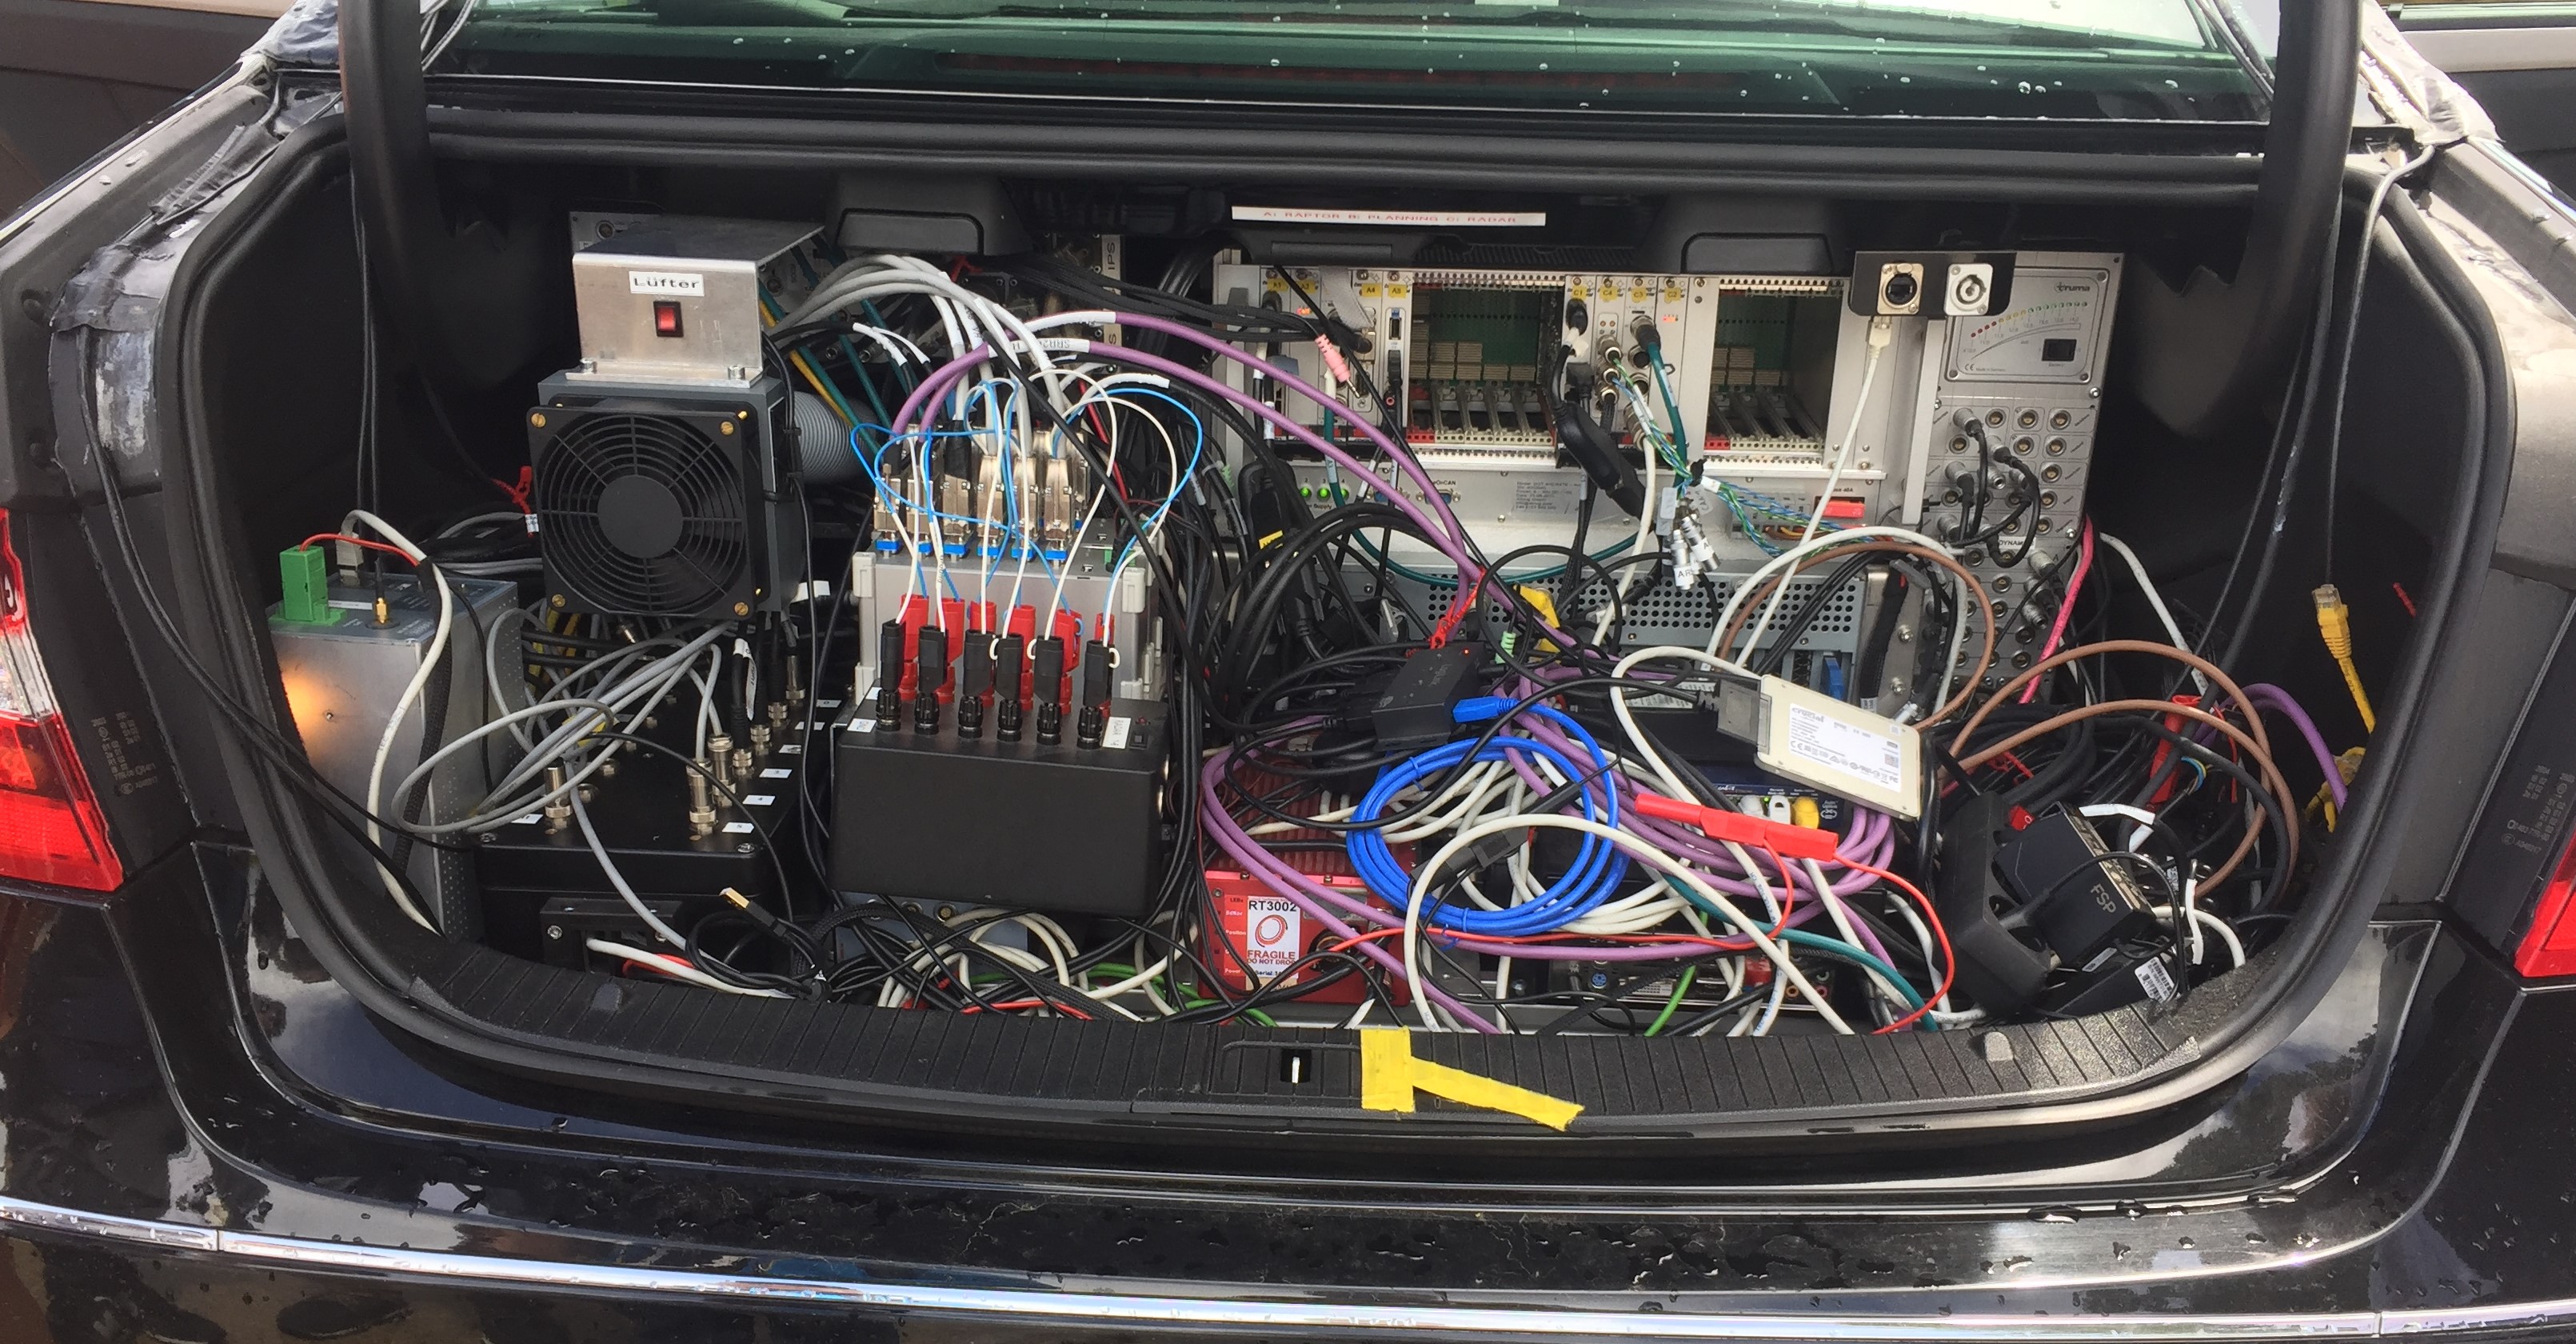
[528,381,799,619]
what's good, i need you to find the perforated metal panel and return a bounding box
[1381,570,1865,654]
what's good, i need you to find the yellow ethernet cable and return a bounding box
[2313,585,2376,733]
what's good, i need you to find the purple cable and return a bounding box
[2246,682,2347,810]
[881,315,1581,647]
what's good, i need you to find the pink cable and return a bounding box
[2019,518,2095,703]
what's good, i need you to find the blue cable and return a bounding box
[1347,700,1628,934]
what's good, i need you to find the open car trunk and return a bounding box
[135,114,2505,1158]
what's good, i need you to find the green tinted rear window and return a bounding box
[449,0,2264,118]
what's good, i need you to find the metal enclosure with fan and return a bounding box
[529,375,807,619]
[527,218,821,619]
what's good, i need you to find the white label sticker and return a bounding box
[816,698,843,710]
[1100,716,1132,750]
[760,767,792,779]
[1782,703,1905,793]
[781,744,805,754]
[2135,957,2180,1005]
[1242,895,1304,976]
[743,794,776,806]
[628,270,704,296]
[721,821,755,834]
[1231,205,1546,228]
[512,814,541,826]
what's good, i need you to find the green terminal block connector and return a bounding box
[279,545,333,624]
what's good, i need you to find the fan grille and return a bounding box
[535,411,749,615]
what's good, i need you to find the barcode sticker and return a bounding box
[1101,716,1132,750]
[1782,702,1905,793]
[2135,957,2180,1004]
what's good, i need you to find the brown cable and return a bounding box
[1952,698,2296,892]
[1952,639,2274,769]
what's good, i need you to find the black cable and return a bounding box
[90,446,461,922]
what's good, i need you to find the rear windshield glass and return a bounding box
[447,0,2266,119]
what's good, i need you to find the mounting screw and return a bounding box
[529,412,547,427]
[718,422,736,436]
[737,409,751,419]
[545,925,564,941]
[737,842,756,854]
[549,594,567,609]
[733,601,751,617]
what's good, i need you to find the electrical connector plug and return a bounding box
[720,886,780,931]
[1032,637,1066,746]
[1631,791,1839,862]
[2312,584,2377,732]
[913,626,947,734]
[875,620,905,730]
[995,633,1027,742]
[1430,827,1527,900]
[278,546,333,624]
[1372,644,1486,750]
[1076,640,1112,748]
[957,634,992,739]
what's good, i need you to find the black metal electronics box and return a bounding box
[829,695,1168,917]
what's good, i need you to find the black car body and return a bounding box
[6,0,2576,1338]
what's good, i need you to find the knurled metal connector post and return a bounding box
[541,766,572,834]
[686,770,717,839]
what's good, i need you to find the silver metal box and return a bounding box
[563,216,819,388]
[271,574,520,935]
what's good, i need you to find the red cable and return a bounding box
[298,534,417,564]
[1843,859,1955,1034]
[960,998,1093,1020]
[2020,518,2095,703]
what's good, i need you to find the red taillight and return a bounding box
[0,511,119,890]
[2516,836,2576,978]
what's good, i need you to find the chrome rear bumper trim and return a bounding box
[0,1193,2548,1339]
